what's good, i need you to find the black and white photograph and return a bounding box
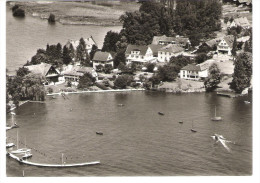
[0,0,259,182]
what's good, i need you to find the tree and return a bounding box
[62,45,72,65]
[89,45,98,60]
[157,64,178,82]
[244,35,252,53]
[170,55,192,72]
[48,13,55,23]
[13,8,25,17]
[16,67,30,78]
[103,64,113,74]
[68,43,75,61]
[114,75,133,89]
[102,31,121,52]
[204,63,221,92]
[230,52,252,93]
[224,17,229,24]
[76,38,87,62]
[96,64,104,72]
[146,63,156,73]
[195,53,208,64]
[12,5,19,12]
[113,50,126,68]
[231,36,237,56]
[77,72,96,89]
[80,52,91,67]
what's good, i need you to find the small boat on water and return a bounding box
[96,132,103,135]
[6,143,15,148]
[244,101,250,104]
[158,112,164,115]
[211,106,222,121]
[6,126,12,131]
[179,121,183,124]
[191,121,197,133]
[12,123,19,128]
[22,152,33,160]
[117,104,124,107]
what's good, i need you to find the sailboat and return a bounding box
[11,131,31,154]
[191,121,197,132]
[211,106,222,121]
[6,143,15,148]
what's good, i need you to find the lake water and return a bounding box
[6,7,122,75]
[6,92,252,176]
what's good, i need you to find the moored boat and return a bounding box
[244,101,250,104]
[22,152,33,160]
[6,143,15,148]
[158,112,164,115]
[96,132,103,135]
[11,148,31,154]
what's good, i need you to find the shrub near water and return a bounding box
[13,8,25,17]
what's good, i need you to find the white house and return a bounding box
[92,51,114,70]
[65,36,97,54]
[228,17,251,29]
[61,65,98,85]
[157,44,184,62]
[125,44,155,64]
[217,35,234,56]
[180,64,208,80]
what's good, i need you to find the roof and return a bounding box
[152,35,190,45]
[238,0,252,5]
[205,39,219,48]
[24,63,56,77]
[233,17,250,28]
[125,44,149,55]
[181,64,201,71]
[92,51,113,62]
[223,35,235,48]
[237,36,250,42]
[148,44,164,55]
[63,65,94,76]
[158,44,184,53]
[65,36,97,49]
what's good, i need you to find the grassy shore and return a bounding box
[7,1,140,26]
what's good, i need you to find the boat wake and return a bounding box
[211,134,235,152]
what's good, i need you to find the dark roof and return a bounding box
[205,39,219,48]
[223,35,235,48]
[125,44,149,55]
[92,51,113,61]
[181,64,201,71]
[158,44,184,53]
[233,17,250,28]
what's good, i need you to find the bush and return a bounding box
[114,75,133,89]
[12,5,19,12]
[67,81,72,87]
[48,13,55,23]
[47,87,53,94]
[146,63,155,73]
[13,8,25,17]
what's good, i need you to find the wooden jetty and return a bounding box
[7,152,100,168]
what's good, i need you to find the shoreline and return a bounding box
[47,88,145,96]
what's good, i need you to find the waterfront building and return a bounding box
[65,36,97,54]
[157,44,185,62]
[125,44,156,64]
[180,64,208,80]
[92,51,114,70]
[61,65,98,85]
[24,63,60,83]
[217,35,234,56]
[152,35,191,48]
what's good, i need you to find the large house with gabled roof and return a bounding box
[92,51,114,70]
[24,63,60,83]
[217,35,235,56]
[65,36,97,54]
[227,17,251,29]
[157,44,185,62]
[180,64,208,80]
[125,44,155,64]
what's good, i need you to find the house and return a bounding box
[24,63,60,83]
[148,44,164,58]
[217,35,234,56]
[180,64,208,80]
[65,36,97,54]
[62,65,98,84]
[157,44,184,62]
[228,17,251,29]
[125,44,155,64]
[92,51,114,70]
[152,35,191,48]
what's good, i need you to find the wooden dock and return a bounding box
[216,92,235,98]
[7,153,100,168]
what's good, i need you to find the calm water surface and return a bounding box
[6,8,122,74]
[6,92,252,176]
